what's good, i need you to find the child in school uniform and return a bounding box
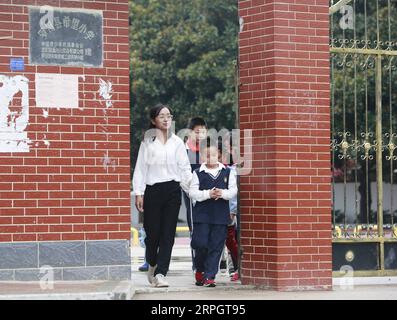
[226,146,240,281]
[138,227,149,272]
[189,138,237,287]
[183,117,207,273]
[218,137,240,280]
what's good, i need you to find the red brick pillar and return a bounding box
[238,0,332,290]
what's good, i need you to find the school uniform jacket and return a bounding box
[189,163,237,225]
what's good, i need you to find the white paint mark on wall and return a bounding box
[43,109,49,118]
[98,79,115,171]
[43,134,50,147]
[102,151,116,172]
[0,74,30,152]
[239,16,244,33]
[98,78,113,110]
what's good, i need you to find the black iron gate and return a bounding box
[331,0,397,276]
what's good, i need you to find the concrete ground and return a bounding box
[131,238,397,300]
[0,280,134,300]
[1,237,397,299]
[133,285,397,300]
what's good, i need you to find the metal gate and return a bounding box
[331,0,397,276]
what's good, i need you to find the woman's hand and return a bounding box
[135,195,144,212]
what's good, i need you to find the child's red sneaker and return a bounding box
[195,272,204,286]
[203,278,216,287]
[230,272,239,281]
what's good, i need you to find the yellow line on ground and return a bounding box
[131,226,189,246]
[130,227,139,246]
[176,226,189,232]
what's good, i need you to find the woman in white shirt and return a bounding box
[132,103,192,288]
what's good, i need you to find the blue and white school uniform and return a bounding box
[189,163,237,280]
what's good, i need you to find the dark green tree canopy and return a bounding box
[129,0,238,167]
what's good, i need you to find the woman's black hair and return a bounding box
[149,103,172,129]
[187,117,207,130]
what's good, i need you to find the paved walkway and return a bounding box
[131,238,397,300]
[0,237,397,299]
[132,237,244,290]
[133,285,397,300]
[0,281,134,300]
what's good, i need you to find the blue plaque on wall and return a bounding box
[29,7,103,67]
[10,57,25,71]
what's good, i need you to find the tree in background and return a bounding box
[129,0,238,169]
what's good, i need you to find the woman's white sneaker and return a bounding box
[152,274,169,287]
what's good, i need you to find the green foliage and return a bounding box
[129,0,238,168]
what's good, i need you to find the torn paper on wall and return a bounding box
[0,75,30,152]
[98,78,113,110]
[36,73,79,108]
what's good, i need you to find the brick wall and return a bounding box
[0,0,130,243]
[238,0,332,290]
